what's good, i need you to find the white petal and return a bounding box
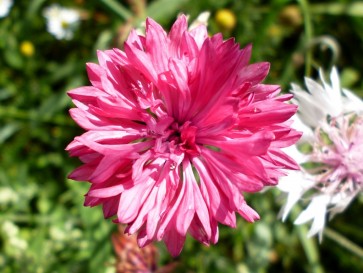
[277,170,314,221]
[290,114,315,144]
[342,88,363,114]
[282,145,308,164]
[290,67,363,132]
[320,67,343,116]
[295,195,330,240]
[329,67,341,101]
[329,190,358,219]
[293,90,325,127]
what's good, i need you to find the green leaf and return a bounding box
[26,0,47,17]
[93,30,114,51]
[99,0,132,20]
[0,88,14,101]
[146,0,190,22]
[0,123,20,145]
[4,50,23,69]
[36,92,69,119]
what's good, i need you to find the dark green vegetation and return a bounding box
[1,0,362,272]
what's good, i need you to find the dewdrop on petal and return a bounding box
[66,14,301,256]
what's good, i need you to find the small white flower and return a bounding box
[2,221,28,254]
[43,4,80,40]
[278,67,363,239]
[9,236,28,251]
[0,187,18,205]
[0,0,13,18]
[2,220,19,237]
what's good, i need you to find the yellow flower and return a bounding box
[215,9,236,30]
[20,41,35,57]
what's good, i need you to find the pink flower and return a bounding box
[296,114,363,236]
[66,15,301,256]
[278,67,363,239]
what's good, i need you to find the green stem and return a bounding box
[292,208,325,273]
[298,0,314,76]
[129,0,147,18]
[296,225,325,273]
[99,0,132,20]
[0,107,75,127]
[0,214,50,224]
[324,227,363,259]
[310,2,363,17]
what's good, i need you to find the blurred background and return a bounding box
[1,0,363,272]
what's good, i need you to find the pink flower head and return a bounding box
[66,15,301,256]
[309,114,363,213]
[312,115,363,187]
[278,67,363,240]
[284,114,363,239]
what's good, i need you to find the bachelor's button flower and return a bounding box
[135,11,211,39]
[66,15,301,256]
[297,114,363,240]
[278,67,363,240]
[43,4,80,40]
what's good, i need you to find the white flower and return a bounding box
[43,4,80,40]
[0,0,13,18]
[0,187,18,205]
[2,221,28,253]
[291,67,363,141]
[278,67,363,239]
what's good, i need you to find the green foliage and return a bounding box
[1,0,363,272]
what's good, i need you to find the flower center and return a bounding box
[310,115,363,190]
[166,121,199,156]
[147,118,200,156]
[177,122,199,156]
[61,20,70,29]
